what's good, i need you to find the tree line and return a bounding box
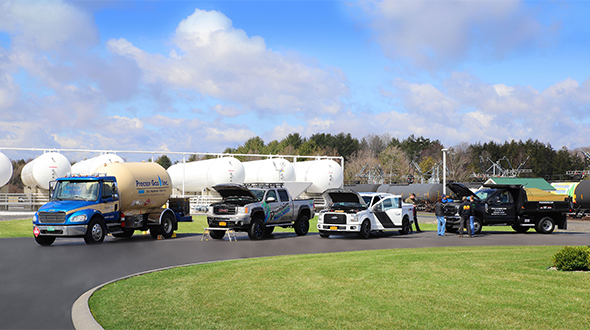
[4,133,588,193]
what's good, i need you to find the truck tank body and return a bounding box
[167,157,245,192]
[572,180,590,208]
[382,183,443,202]
[21,152,71,190]
[344,184,382,193]
[243,158,295,183]
[71,154,124,175]
[93,162,171,214]
[0,151,12,187]
[294,159,343,194]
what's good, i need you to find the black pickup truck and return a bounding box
[444,183,572,234]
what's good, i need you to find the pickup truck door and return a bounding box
[263,189,291,224]
[277,189,295,221]
[485,190,516,223]
[372,197,402,229]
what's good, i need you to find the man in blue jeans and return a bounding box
[469,195,476,236]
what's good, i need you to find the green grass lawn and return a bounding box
[0,219,33,238]
[89,245,590,330]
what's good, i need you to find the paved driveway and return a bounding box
[2,226,590,329]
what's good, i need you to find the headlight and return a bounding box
[33,213,38,223]
[70,214,87,223]
[351,214,359,222]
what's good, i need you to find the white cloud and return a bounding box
[357,0,549,71]
[107,8,349,116]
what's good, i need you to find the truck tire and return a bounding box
[399,217,411,235]
[150,213,175,239]
[535,217,555,234]
[34,235,56,246]
[294,214,310,236]
[319,231,330,238]
[84,217,106,244]
[511,224,530,233]
[209,230,226,239]
[472,217,482,234]
[248,219,265,240]
[358,219,371,239]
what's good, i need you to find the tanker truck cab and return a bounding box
[317,189,413,239]
[33,162,192,246]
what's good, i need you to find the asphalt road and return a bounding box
[2,224,590,329]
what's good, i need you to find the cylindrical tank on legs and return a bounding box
[21,152,71,190]
[0,151,12,187]
[243,158,295,183]
[294,159,343,193]
[71,154,124,175]
[167,157,245,192]
[380,183,443,202]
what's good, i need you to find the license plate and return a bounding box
[47,226,55,232]
[219,222,226,226]
[330,226,338,230]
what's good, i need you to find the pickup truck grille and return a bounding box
[324,213,347,224]
[38,211,66,224]
[214,205,237,215]
[443,204,459,216]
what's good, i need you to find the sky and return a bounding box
[1,0,590,162]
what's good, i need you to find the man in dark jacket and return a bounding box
[458,196,473,238]
[404,193,422,232]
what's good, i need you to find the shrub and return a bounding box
[552,246,590,271]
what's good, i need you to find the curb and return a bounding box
[71,260,237,329]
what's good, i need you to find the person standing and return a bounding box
[469,195,476,236]
[458,196,473,238]
[435,196,445,236]
[404,193,422,232]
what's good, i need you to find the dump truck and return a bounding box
[444,183,572,234]
[32,162,192,245]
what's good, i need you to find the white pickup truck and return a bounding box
[317,189,414,238]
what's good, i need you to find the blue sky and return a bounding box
[1,0,589,161]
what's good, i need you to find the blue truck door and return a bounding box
[101,181,120,221]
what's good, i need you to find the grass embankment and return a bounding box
[89,245,590,330]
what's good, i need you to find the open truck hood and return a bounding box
[212,184,258,200]
[446,183,478,200]
[322,188,367,207]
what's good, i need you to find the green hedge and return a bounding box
[552,246,590,271]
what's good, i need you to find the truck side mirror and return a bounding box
[113,193,119,201]
[266,196,276,202]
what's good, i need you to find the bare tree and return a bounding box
[446,143,473,182]
[379,145,411,184]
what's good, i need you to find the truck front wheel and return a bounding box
[84,217,106,244]
[294,215,310,236]
[535,217,555,234]
[248,219,265,240]
[35,235,56,246]
[358,220,371,239]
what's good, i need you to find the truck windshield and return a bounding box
[250,189,265,201]
[332,202,366,211]
[53,180,100,201]
[474,189,495,201]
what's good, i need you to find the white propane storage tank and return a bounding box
[167,157,245,192]
[294,159,343,193]
[243,158,295,183]
[71,154,124,175]
[0,151,12,187]
[21,152,71,190]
